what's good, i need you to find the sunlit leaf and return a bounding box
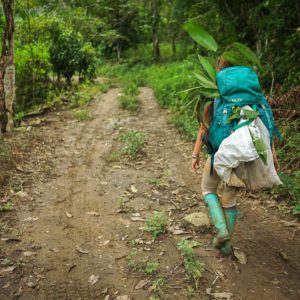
[183,21,218,52]
[198,55,216,82]
[223,50,250,66]
[193,72,217,89]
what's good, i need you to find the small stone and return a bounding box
[183,212,211,228]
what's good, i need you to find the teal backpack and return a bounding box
[206,66,279,168]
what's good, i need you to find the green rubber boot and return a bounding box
[220,208,239,255]
[203,193,230,248]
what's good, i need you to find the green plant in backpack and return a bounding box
[182,20,278,162]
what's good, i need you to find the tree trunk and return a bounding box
[171,35,176,56]
[0,0,15,135]
[151,0,160,61]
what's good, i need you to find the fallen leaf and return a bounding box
[87,212,100,216]
[23,251,37,257]
[131,212,141,217]
[101,240,110,246]
[279,251,289,261]
[130,217,144,222]
[88,274,99,285]
[0,266,16,274]
[116,296,130,300]
[76,246,89,254]
[66,212,73,218]
[280,220,300,228]
[104,295,110,300]
[206,288,233,299]
[130,185,138,193]
[233,250,247,265]
[26,281,38,288]
[23,217,39,222]
[16,191,28,198]
[68,264,77,273]
[135,279,150,290]
[1,237,21,243]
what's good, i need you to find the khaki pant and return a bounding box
[201,156,237,208]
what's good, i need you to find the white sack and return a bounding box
[214,107,282,191]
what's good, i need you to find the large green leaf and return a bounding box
[231,42,262,69]
[193,72,218,89]
[198,88,220,98]
[223,50,250,67]
[183,21,218,52]
[198,55,216,82]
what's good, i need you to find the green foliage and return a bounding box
[186,286,195,298]
[119,130,145,159]
[170,113,198,142]
[275,171,300,215]
[0,202,14,212]
[15,41,52,111]
[178,239,204,287]
[144,261,159,275]
[49,28,97,83]
[183,21,218,52]
[123,82,139,96]
[13,112,25,127]
[144,211,168,238]
[108,152,120,162]
[118,95,139,112]
[73,110,91,122]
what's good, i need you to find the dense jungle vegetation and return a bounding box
[1,0,300,213]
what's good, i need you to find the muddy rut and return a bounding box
[0,86,299,300]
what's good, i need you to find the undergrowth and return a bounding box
[119,130,145,159]
[144,211,168,238]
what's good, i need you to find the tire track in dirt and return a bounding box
[0,86,299,299]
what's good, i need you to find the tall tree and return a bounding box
[0,0,15,135]
[151,0,160,60]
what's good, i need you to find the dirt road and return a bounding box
[0,86,299,299]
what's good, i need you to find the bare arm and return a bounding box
[272,141,279,171]
[192,103,211,171]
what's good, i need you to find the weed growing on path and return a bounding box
[118,81,140,112]
[73,110,91,121]
[186,286,195,298]
[178,239,205,288]
[149,277,165,298]
[120,130,145,159]
[123,82,139,96]
[118,95,139,112]
[144,211,168,238]
[108,151,120,162]
[0,202,14,211]
[144,261,159,275]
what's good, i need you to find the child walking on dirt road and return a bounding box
[191,57,280,255]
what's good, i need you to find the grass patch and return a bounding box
[73,110,91,121]
[178,239,205,288]
[144,211,168,238]
[108,151,120,162]
[144,261,159,275]
[0,202,14,212]
[119,130,145,159]
[118,94,139,112]
[170,112,199,142]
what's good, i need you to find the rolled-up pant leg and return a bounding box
[201,156,237,208]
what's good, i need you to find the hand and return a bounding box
[192,157,200,171]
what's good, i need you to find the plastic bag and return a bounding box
[214,107,282,191]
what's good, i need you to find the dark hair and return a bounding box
[216,56,233,71]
